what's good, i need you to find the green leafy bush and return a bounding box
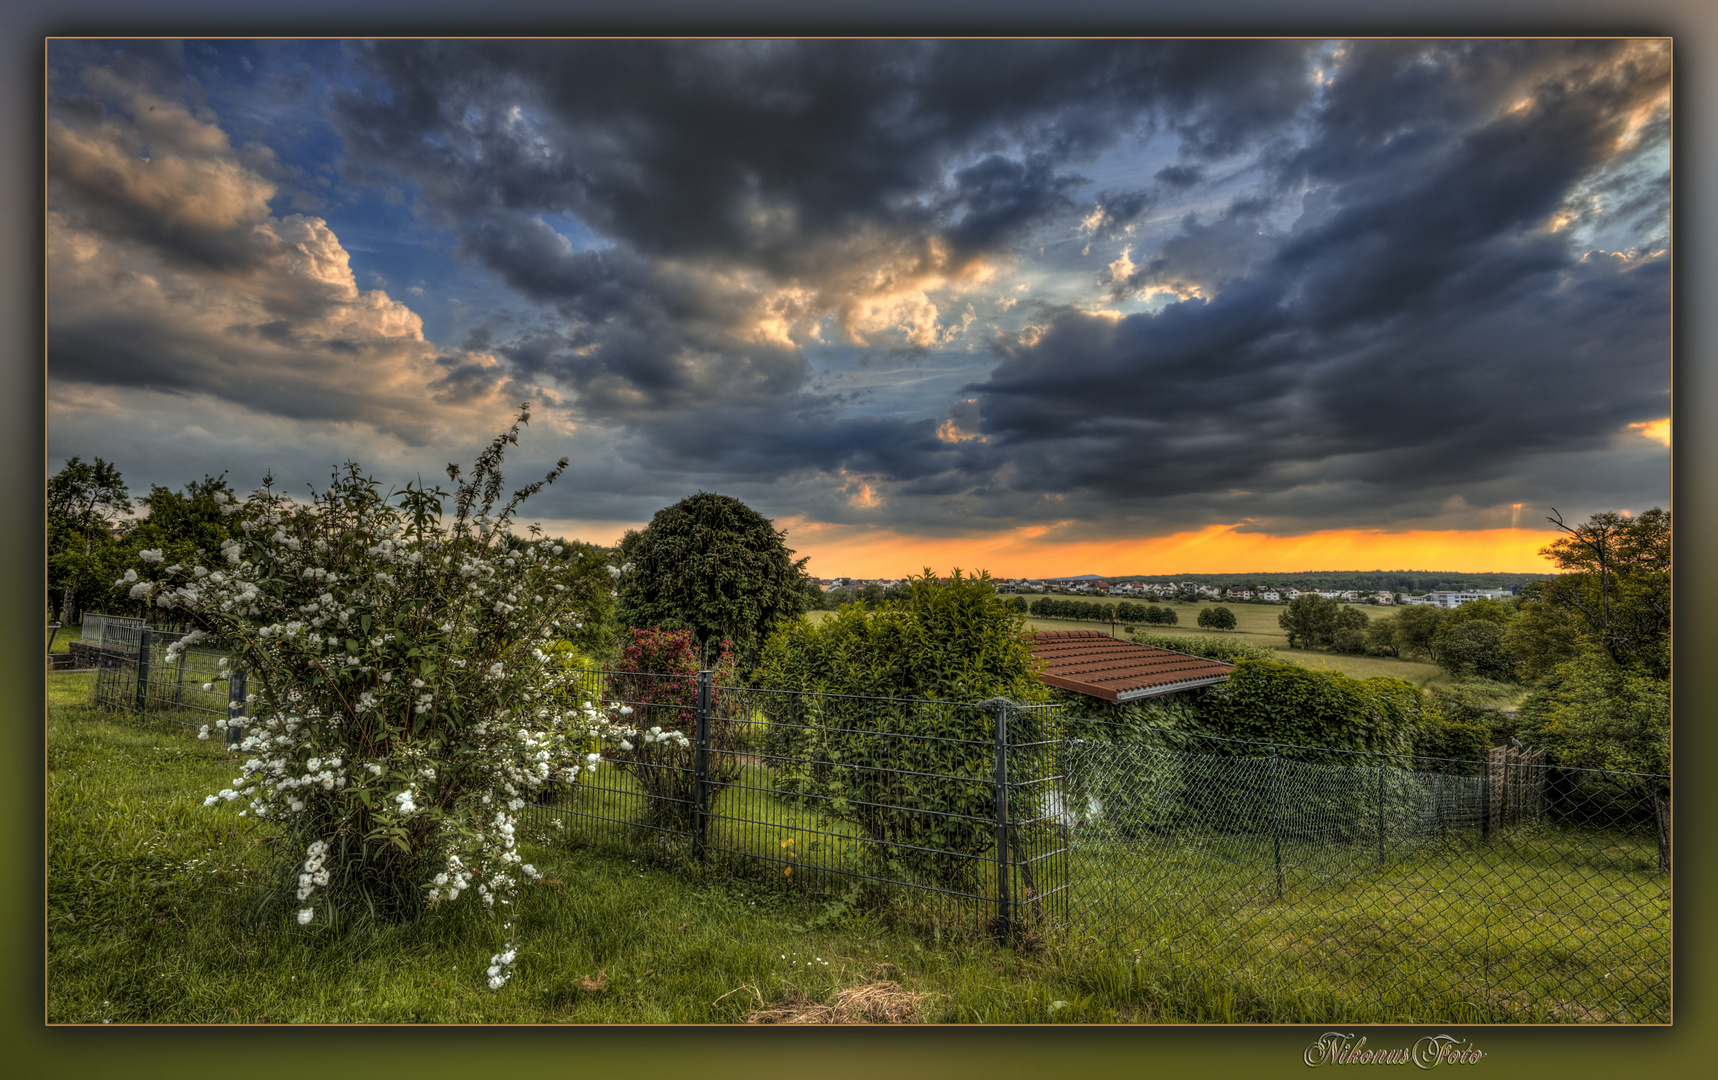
[755,569,1050,890]
[1410,709,1492,768]
[1052,690,1200,838]
[615,492,812,673]
[1436,620,1517,681]
[1190,660,1430,838]
[1278,594,1340,648]
[1200,660,1423,755]
[122,409,620,989]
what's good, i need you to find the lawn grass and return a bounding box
[45,683,1099,1023]
[47,671,1665,1023]
[1061,829,1669,1023]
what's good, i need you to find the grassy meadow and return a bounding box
[47,669,1666,1023]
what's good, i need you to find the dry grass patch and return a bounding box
[745,979,933,1024]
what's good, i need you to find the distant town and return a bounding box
[812,571,1553,609]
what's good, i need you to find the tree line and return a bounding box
[47,457,619,657]
[1022,596,1184,626]
[1100,571,1551,593]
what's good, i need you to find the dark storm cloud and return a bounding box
[465,212,810,417]
[331,39,1315,268]
[938,153,1087,252]
[957,40,1670,533]
[323,39,1326,496]
[1154,164,1204,189]
[1106,206,1276,299]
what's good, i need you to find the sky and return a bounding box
[45,39,1671,578]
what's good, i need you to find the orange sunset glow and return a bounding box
[775,522,1567,579]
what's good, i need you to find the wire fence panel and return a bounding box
[91,625,237,729]
[85,649,1667,1021]
[1059,724,1670,1023]
[523,669,1066,940]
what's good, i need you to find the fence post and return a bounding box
[175,639,189,706]
[227,663,247,748]
[134,626,152,716]
[693,670,712,864]
[1481,765,1492,844]
[1377,756,1386,868]
[993,698,1012,943]
[1269,743,1283,902]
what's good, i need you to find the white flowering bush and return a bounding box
[125,408,627,980]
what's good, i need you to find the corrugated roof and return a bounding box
[1028,630,1234,702]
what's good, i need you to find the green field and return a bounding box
[997,593,1382,643]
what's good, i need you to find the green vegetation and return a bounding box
[1124,631,1276,664]
[1200,660,1429,757]
[48,622,83,655]
[605,627,740,833]
[1029,596,1176,625]
[48,455,139,624]
[1271,650,1451,687]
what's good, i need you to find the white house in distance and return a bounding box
[1424,590,1512,608]
[1398,589,1512,608]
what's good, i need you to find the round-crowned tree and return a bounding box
[615,493,813,673]
[1197,606,1237,631]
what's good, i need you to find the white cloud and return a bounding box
[49,81,528,450]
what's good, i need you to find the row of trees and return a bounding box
[1279,509,1669,692]
[1023,596,1180,626]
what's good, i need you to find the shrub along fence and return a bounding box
[1059,721,1670,1023]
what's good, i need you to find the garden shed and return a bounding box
[1028,630,1234,701]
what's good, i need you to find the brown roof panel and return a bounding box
[1029,630,1234,702]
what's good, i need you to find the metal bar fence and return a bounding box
[79,613,144,649]
[1056,721,1670,1023]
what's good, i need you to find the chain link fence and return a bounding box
[1058,723,1670,1023]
